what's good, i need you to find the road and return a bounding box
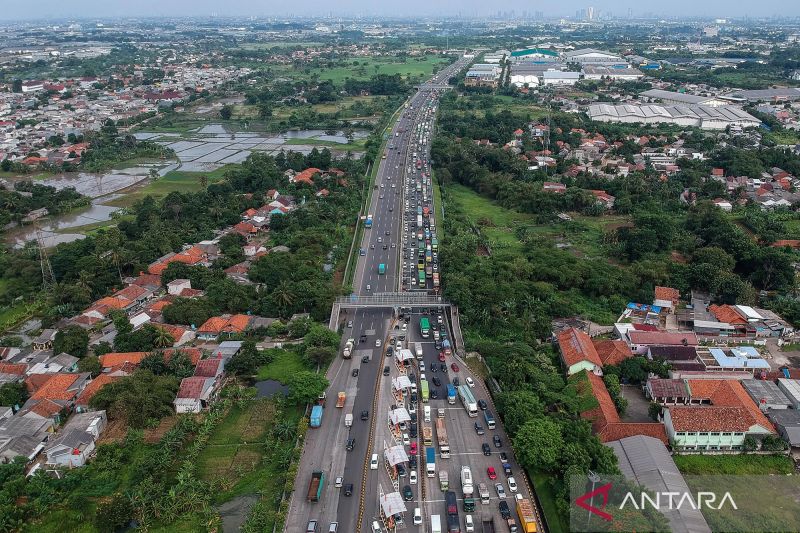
[286,56,541,533]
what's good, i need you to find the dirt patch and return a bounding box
[144,415,180,444]
[476,244,490,256]
[96,419,128,444]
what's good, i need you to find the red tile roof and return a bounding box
[75,374,119,406]
[708,304,747,325]
[27,398,64,418]
[599,423,668,444]
[557,328,602,368]
[177,376,213,399]
[198,314,250,335]
[628,331,698,346]
[0,362,27,376]
[30,373,83,401]
[668,379,775,433]
[293,167,321,185]
[194,358,223,378]
[771,240,800,249]
[592,339,633,366]
[163,348,202,366]
[654,286,680,304]
[99,352,148,369]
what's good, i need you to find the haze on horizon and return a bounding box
[1,0,799,21]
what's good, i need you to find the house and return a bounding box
[147,246,207,275]
[592,339,633,366]
[289,167,321,185]
[32,329,57,350]
[654,286,681,310]
[662,379,776,451]
[197,314,251,340]
[556,328,602,375]
[26,352,78,375]
[75,375,119,412]
[542,181,567,193]
[44,410,107,468]
[193,357,225,379]
[627,331,698,354]
[167,279,192,296]
[98,352,149,373]
[19,373,90,425]
[0,416,52,463]
[590,189,615,208]
[174,376,218,413]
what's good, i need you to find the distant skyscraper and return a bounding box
[586,6,595,20]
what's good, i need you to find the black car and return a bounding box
[478,399,488,410]
[409,455,417,469]
[360,335,367,343]
[432,377,442,387]
[410,423,418,438]
[453,377,460,387]
[410,392,418,403]
[352,369,359,377]
[383,366,391,376]
[499,501,511,519]
[440,363,448,373]
[494,435,502,448]
[361,355,370,363]
[482,443,491,456]
[474,423,485,435]
[430,389,438,399]
[346,438,355,451]
[430,365,437,373]
[410,412,417,423]
[344,483,353,497]
[499,452,509,463]
[402,485,414,501]
[397,463,406,477]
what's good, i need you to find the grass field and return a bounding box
[531,472,570,533]
[311,55,449,84]
[105,166,233,207]
[256,348,307,383]
[673,454,795,475]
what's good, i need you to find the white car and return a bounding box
[403,433,410,445]
[371,520,382,532]
[495,483,506,499]
[508,477,518,492]
[335,476,343,488]
[410,470,417,484]
[370,454,379,470]
[413,507,422,525]
[419,362,425,372]
[375,339,382,347]
[465,514,474,532]
[466,377,475,388]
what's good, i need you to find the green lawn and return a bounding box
[531,472,570,533]
[673,454,795,475]
[312,55,449,84]
[256,348,307,383]
[105,167,233,207]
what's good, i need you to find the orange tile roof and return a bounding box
[599,423,668,444]
[163,348,202,366]
[628,331,698,346]
[30,373,83,401]
[772,240,800,249]
[294,167,321,185]
[557,328,602,368]
[93,296,128,310]
[76,374,119,406]
[654,286,680,303]
[114,284,149,301]
[199,314,250,335]
[99,352,148,369]
[669,380,775,433]
[592,339,633,366]
[578,372,621,433]
[198,316,229,334]
[224,314,250,333]
[28,399,64,418]
[708,304,747,325]
[0,362,27,376]
[148,299,173,312]
[156,324,183,344]
[25,373,53,394]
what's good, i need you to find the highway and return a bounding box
[286,55,542,533]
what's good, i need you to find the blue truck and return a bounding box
[425,446,436,477]
[446,384,457,405]
[310,405,324,428]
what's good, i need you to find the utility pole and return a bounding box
[35,224,56,291]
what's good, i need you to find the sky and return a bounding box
[0,0,798,20]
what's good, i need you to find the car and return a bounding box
[409,455,417,469]
[487,467,497,480]
[466,377,474,387]
[383,366,390,376]
[361,410,369,420]
[494,435,502,448]
[474,423,485,435]
[453,377,460,386]
[419,362,426,372]
[346,438,355,451]
[382,244,387,250]
[482,443,491,456]
[366,284,371,291]
[307,520,318,533]
[414,507,422,525]
[397,463,406,477]
[495,483,507,499]
[402,485,413,501]
[379,195,384,199]
[370,454,379,469]
[441,363,448,373]
[409,442,418,455]
[344,483,353,496]
[410,470,418,484]
[385,230,390,236]
[430,390,438,399]
[360,335,367,343]
[451,363,460,372]
[432,376,442,387]
[352,368,359,377]
[499,501,511,520]
[359,249,366,256]
[377,237,382,242]
[430,364,437,373]
[370,244,375,249]
[361,355,370,363]
[508,477,518,492]
[375,339,382,347]
[465,514,474,532]
[335,476,343,487]
[391,242,396,247]
[499,452,509,463]
[409,412,417,423]
[403,433,411,446]
[371,520,382,533]
[478,399,488,410]
[439,352,446,362]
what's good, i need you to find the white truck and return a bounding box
[431,514,442,533]
[415,342,423,360]
[461,466,474,497]
[343,338,354,359]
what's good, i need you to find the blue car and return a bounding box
[359,248,366,256]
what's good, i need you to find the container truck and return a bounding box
[426,446,436,477]
[431,515,442,533]
[423,424,433,446]
[447,384,457,405]
[516,499,537,532]
[415,342,424,359]
[310,405,324,428]
[445,491,460,533]
[336,392,346,408]
[460,466,474,497]
[342,338,354,359]
[436,418,451,458]
[417,214,424,229]
[458,385,478,417]
[439,470,449,491]
[345,413,353,427]
[307,471,325,502]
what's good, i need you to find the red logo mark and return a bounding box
[575,482,613,521]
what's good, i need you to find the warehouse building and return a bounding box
[563,48,624,65]
[543,71,580,86]
[464,64,502,88]
[741,379,793,410]
[640,88,729,107]
[509,62,566,87]
[582,65,644,81]
[587,103,761,130]
[724,88,800,102]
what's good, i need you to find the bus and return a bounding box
[378,263,386,275]
[432,238,438,251]
[432,273,440,288]
[365,215,373,228]
[418,270,426,285]
[420,317,431,338]
[420,379,430,403]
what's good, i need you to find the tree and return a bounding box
[513,417,564,472]
[52,326,89,357]
[95,493,133,532]
[226,340,262,375]
[89,370,179,428]
[305,346,336,368]
[285,371,329,405]
[648,402,663,421]
[0,382,28,407]
[495,390,544,436]
[303,323,340,351]
[12,79,22,93]
[220,105,233,120]
[78,355,102,378]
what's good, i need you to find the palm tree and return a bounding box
[153,327,174,348]
[273,281,296,314]
[272,420,296,441]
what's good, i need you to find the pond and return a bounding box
[253,379,289,398]
[35,172,149,198]
[7,202,121,249]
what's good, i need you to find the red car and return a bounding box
[487,466,497,480]
[409,442,418,455]
[438,352,446,362]
[451,363,459,372]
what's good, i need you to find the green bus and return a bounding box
[420,317,431,338]
[418,270,426,286]
[432,238,438,251]
[420,379,430,402]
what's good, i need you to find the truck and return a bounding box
[484,411,496,430]
[423,424,433,446]
[342,338,354,359]
[478,483,490,504]
[336,392,346,408]
[417,214,424,229]
[447,384,457,405]
[481,515,495,533]
[458,385,478,417]
[378,263,386,275]
[426,446,436,477]
[415,342,424,359]
[365,215,373,228]
[516,499,537,533]
[310,405,324,428]
[420,318,431,338]
[420,380,430,403]
[460,466,474,497]
[445,491,460,533]
[431,514,442,533]
[436,418,450,458]
[433,273,440,289]
[344,413,353,427]
[423,206,430,218]
[307,471,325,502]
[439,469,449,490]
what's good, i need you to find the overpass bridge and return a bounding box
[328,292,451,329]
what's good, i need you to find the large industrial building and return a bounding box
[564,48,625,64]
[582,65,644,81]
[464,64,502,88]
[724,87,800,102]
[587,103,761,130]
[509,62,566,87]
[640,88,729,107]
